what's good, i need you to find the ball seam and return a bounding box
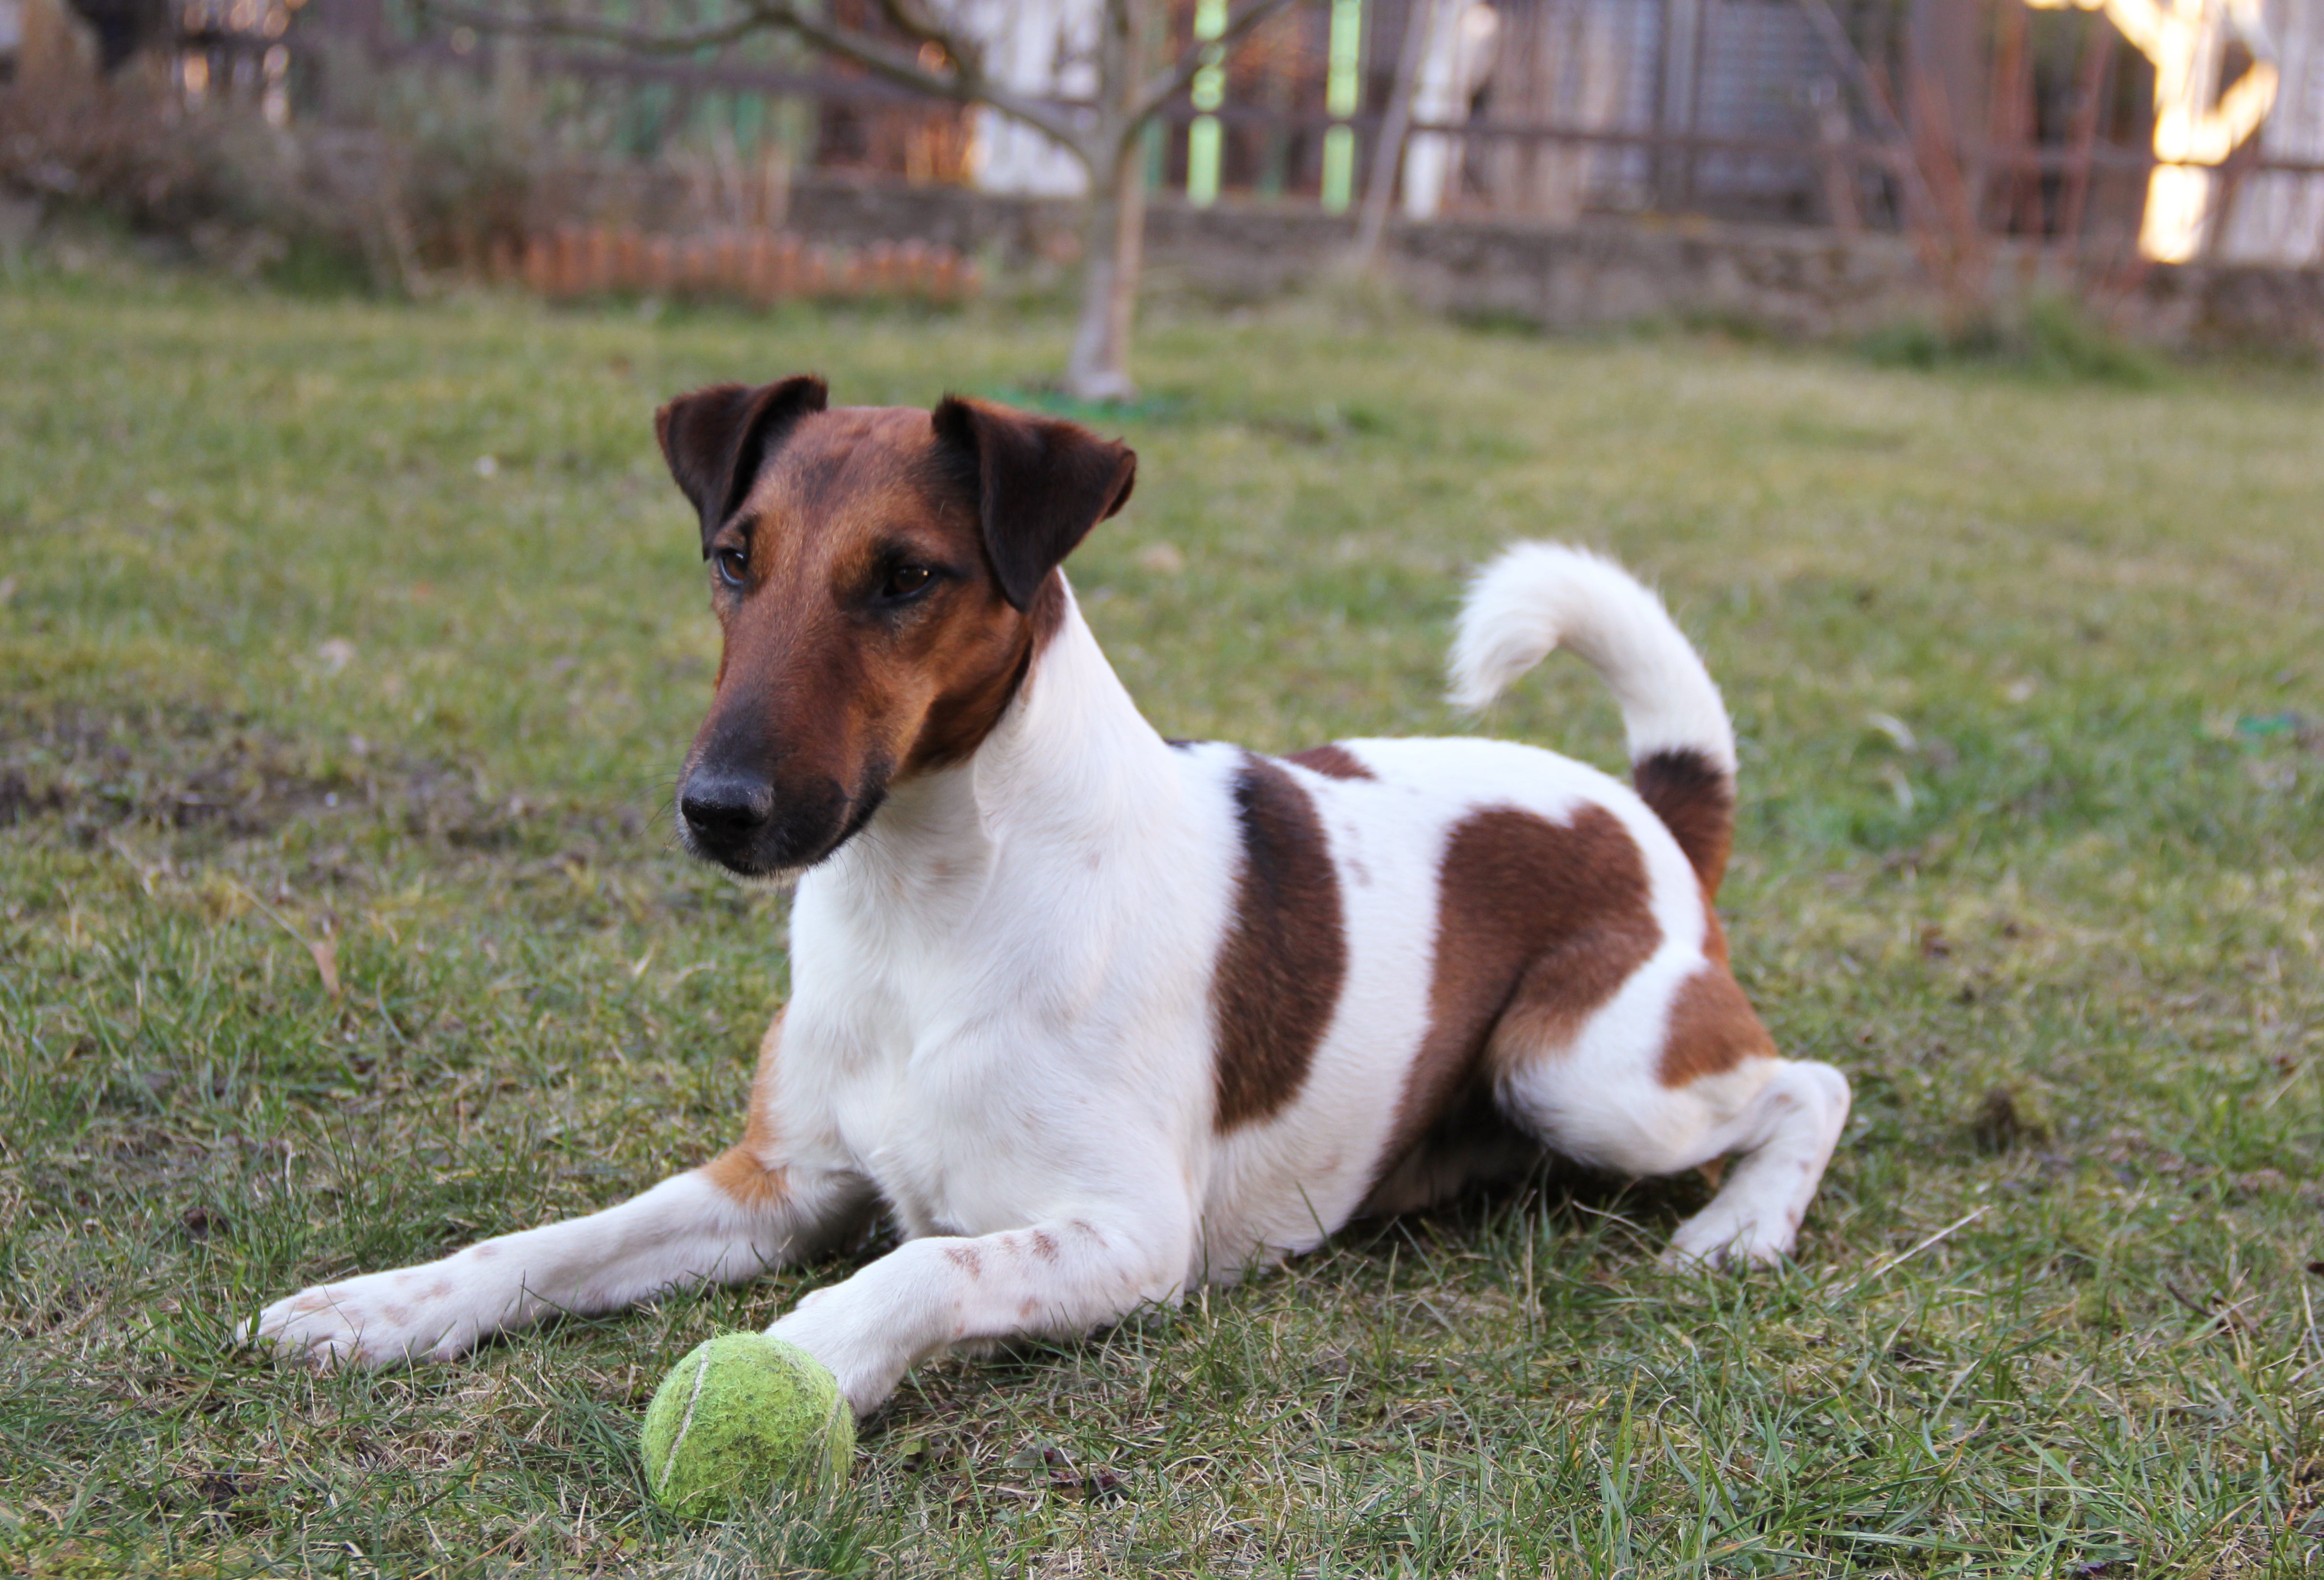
[659,1352,712,1497]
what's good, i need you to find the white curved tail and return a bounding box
[1449,543,1739,890]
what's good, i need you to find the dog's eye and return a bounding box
[883,565,933,600]
[714,547,748,587]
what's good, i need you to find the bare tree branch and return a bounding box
[420,0,768,57]
[753,0,1104,163]
[873,0,981,78]
[419,0,1095,162]
[419,0,1319,194]
[1127,0,1301,134]
[409,0,1320,399]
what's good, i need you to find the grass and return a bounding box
[0,255,2320,1578]
[1853,297,2168,387]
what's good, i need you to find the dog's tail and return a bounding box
[1448,543,1738,895]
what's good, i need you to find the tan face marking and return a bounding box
[707,406,1029,759]
[682,410,1047,871]
[1371,804,1662,1187]
[1211,754,1348,1131]
[662,383,1133,878]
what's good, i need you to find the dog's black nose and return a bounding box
[679,771,774,841]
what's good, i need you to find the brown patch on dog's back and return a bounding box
[1211,755,1348,1131]
[1287,744,1375,781]
[1657,965,1774,1087]
[1632,747,1733,896]
[1368,804,1661,1193]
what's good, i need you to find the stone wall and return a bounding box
[780,171,2324,354]
[2133,261,2324,354]
[1367,217,1935,338]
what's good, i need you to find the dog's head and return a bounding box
[656,377,1136,879]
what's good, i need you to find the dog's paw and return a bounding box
[1659,1206,1799,1270]
[240,1265,481,1368]
[765,1298,901,1418]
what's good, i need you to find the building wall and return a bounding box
[2216,0,2324,266]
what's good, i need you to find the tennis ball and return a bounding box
[640,1332,854,1518]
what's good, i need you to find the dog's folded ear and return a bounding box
[931,396,1137,610]
[656,376,829,552]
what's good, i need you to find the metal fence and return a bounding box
[175,0,2324,267]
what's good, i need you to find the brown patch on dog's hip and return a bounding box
[1372,803,1662,1187]
[1210,754,1348,1131]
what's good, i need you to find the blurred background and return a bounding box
[4,3,2323,1574]
[3,0,2321,375]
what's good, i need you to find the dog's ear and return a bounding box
[931,395,1137,610]
[655,376,829,552]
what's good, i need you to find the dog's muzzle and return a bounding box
[677,764,869,877]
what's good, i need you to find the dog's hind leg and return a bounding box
[245,1015,876,1367]
[1492,960,1850,1267]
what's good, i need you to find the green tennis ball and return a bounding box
[639,1333,854,1518]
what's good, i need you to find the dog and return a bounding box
[247,378,1852,1415]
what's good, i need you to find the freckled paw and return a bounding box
[242,1287,379,1367]
[242,1276,475,1367]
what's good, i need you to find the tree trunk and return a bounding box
[1351,0,1437,269]
[1063,0,1150,402]
[1064,143,1147,401]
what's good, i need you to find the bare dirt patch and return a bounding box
[0,704,533,849]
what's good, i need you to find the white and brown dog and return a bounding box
[248,379,1851,1414]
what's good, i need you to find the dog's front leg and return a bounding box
[245,1161,875,1368]
[247,1011,876,1368]
[767,1209,1193,1416]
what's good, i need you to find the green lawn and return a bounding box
[1,262,2320,1579]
